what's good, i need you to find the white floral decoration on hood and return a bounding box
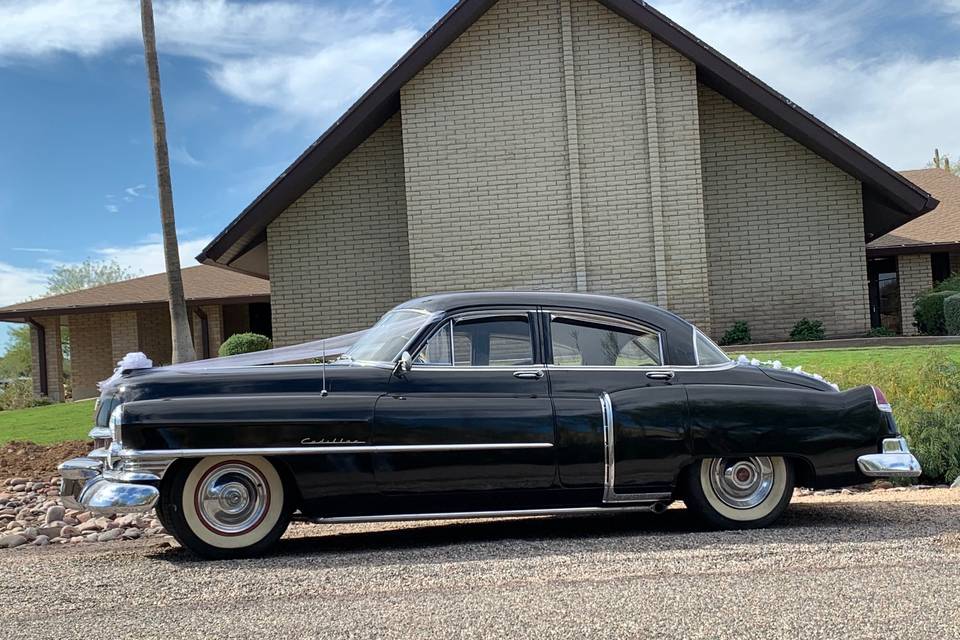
[98,352,154,391]
[736,355,840,392]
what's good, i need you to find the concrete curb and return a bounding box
[731,336,960,352]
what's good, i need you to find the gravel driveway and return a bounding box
[2,489,959,639]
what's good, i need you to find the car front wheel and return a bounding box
[158,456,291,559]
[683,456,793,529]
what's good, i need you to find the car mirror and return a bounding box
[395,351,413,376]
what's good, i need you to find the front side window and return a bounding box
[416,315,534,367]
[550,315,661,367]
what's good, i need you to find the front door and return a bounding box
[545,310,688,502]
[372,310,557,513]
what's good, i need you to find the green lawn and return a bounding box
[0,399,94,445]
[731,345,960,371]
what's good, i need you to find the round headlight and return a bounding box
[108,405,124,443]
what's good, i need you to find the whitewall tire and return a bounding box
[684,456,793,529]
[159,456,292,559]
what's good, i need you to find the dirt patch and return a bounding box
[0,440,89,481]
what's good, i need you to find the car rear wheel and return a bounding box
[158,456,291,559]
[683,456,793,529]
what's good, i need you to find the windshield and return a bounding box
[342,309,436,364]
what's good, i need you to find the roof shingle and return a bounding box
[868,169,960,252]
[0,265,269,321]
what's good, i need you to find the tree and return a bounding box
[47,259,138,295]
[0,259,135,379]
[139,0,196,363]
[929,148,960,176]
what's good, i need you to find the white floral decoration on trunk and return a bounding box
[736,355,840,391]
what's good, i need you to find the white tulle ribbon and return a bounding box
[736,354,839,391]
[98,352,154,391]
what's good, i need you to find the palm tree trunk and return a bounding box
[139,0,196,363]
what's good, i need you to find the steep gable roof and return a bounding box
[198,0,937,270]
[868,168,960,255]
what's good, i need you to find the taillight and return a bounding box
[872,386,892,413]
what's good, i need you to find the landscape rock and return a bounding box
[97,528,123,542]
[0,534,28,549]
[45,505,65,524]
[59,525,79,538]
[77,520,101,534]
[76,512,93,523]
[33,535,49,546]
[121,527,141,540]
[952,475,960,489]
[39,525,62,539]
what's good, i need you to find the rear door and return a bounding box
[372,310,557,512]
[545,310,688,502]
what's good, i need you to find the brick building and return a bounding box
[867,168,960,334]
[0,266,271,401]
[198,0,937,344]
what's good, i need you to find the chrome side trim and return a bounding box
[118,442,554,460]
[546,361,737,373]
[311,504,668,524]
[600,392,672,504]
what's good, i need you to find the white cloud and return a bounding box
[105,204,120,214]
[0,261,48,307]
[94,235,213,276]
[0,0,421,122]
[11,247,58,253]
[651,0,960,169]
[171,144,203,167]
[124,184,147,197]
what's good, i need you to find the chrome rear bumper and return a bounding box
[857,437,922,478]
[59,457,160,514]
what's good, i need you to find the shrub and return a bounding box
[945,294,960,336]
[718,321,751,346]
[0,379,50,411]
[866,327,895,338]
[218,333,273,357]
[789,318,825,341]
[896,357,960,484]
[932,272,960,293]
[913,290,955,335]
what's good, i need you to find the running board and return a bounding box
[309,503,671,524]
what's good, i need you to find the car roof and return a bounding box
[395,291,694,333]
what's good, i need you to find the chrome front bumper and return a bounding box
[857,437,922,478]
[59,456,160,514]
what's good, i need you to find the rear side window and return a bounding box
[550,315,661,367]
[695,330,730,366]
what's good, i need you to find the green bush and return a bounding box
[719,321,751,346]
[932,272,960,293]
[945,294,960,336]
[218,333,273,357]
[896,357,960,484]
[0,379,50,411]
[789,318,825,341]
[913,290,955,335]
[866,327,896,338]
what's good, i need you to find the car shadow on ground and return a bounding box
[149,497,960,567]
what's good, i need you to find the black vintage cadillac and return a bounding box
[60,292,920,558]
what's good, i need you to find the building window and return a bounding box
[867,257,900,333]
[932,252,952,284]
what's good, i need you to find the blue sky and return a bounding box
[2,0,960,350]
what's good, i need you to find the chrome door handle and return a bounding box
[646,371,674,381]
[513,369,544,380]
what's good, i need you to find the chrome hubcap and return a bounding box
[709,457,775,509]
[197,463,268,535]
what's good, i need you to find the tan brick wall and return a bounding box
[110,311,139,364]
[267,114,411,345]
[29,316,64,402]
[399,0,709,328]
[698,85,869,341]
[898,254,932,336]
[190,305,224,358]
[400,0,578,294]
[68,313,113,400]
[137,308,173,367]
